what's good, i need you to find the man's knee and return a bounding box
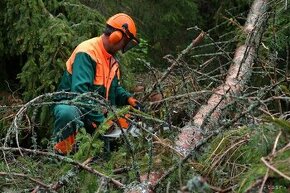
[53,105,83,140]
[54,105,81,123]
[52,105,82,154]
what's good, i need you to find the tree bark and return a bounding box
[175,0,269,155]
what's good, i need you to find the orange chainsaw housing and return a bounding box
[118,114,131,129]
[107,114,131,129]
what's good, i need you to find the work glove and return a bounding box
[128,97,144,111]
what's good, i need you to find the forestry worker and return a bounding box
[52,13,142,155]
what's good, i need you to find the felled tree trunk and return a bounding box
[126,1,270,192]
[175,0,269,155]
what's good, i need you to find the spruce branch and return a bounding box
[0,171,52,191]
[0,147,125,188]
[50,157,94,190]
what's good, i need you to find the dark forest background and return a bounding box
[0,0,290,192]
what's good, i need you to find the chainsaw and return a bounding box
[99,113,171,159]
[103,114,143,138]
[103,114,170,138]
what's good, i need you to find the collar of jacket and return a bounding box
[97,36,112,61]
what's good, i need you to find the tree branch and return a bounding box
[0,147,124,188]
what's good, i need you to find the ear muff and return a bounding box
[109,30,123,44]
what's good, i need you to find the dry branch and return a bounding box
[259,131,282,192]
[141,31,206,103]
[261,157,290,181]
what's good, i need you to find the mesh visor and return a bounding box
[122,25,140,53]
[122,37,139,53]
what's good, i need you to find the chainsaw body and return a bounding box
[103,115,142,138]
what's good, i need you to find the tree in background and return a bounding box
[1,0,272,98]
[82,0,200,68]
[0,0,290,192]
[1,0,148,100]
[0,0,149,142]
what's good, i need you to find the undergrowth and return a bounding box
[1,115,290,192]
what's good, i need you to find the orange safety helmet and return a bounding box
[106,13,139,53]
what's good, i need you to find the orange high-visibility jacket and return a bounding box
[67,37,122,100]
[57,36,131,122]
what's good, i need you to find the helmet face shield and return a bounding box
[122,37,139,53]
[121,23,139,53]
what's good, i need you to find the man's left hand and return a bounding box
[128,97,144,111]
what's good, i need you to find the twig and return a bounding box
[4,91,108,156]
[261,157,290,181]
[31,186,40,193]
[130,111,180,130]
[195,26,232,61]
[245,179,263,193]
[0,171,51,189]
[143,58,173,132]
[259,131,281,193]
[96,178,107,193]
[147,134,153,181]
[153,141,183,157]
[141,31,206,103]
[113,167,131,174]
[271,142,290,157]
[191,52,232,58]
[51,157,94,190]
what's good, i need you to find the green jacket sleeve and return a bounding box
[115,82,132,106]
[71,52,104,123]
